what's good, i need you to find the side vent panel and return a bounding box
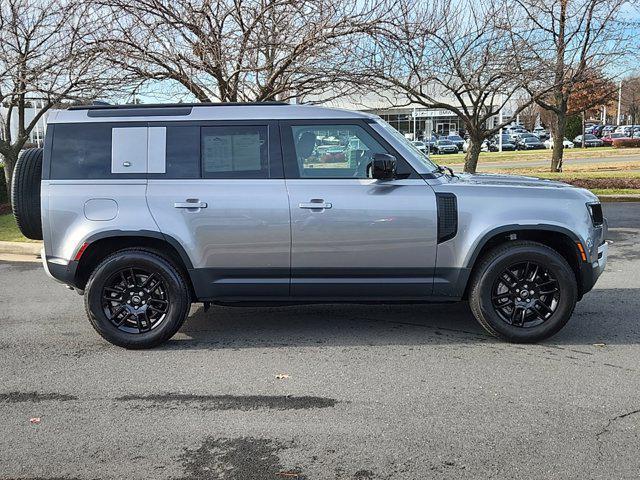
[436,193,458,243]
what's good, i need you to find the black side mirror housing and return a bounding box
[368,153,397,180]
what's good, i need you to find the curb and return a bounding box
[0,241,42,256]
[598,195,640,202]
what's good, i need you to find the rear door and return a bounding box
[280,120,438,300]
[146,121,291,301]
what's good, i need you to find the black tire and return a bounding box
[84,249,190,349]
[11,148,43,240]
[469,241,577,343]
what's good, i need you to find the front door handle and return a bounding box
[299,200,332,210]
[174,201,207,209]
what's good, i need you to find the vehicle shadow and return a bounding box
[162,286,640,350]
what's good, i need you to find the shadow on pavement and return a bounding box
[162,285,639,350]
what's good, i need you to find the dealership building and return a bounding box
[323,92,512,140]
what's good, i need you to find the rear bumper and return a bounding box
[42,248,79,287]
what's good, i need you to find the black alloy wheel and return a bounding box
[469,240,578,343]
[490,261,559,328]
[85,249,190,349]
[102,267,170,333]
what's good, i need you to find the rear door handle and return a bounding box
[299,200,332,210]
[174,201,207,209]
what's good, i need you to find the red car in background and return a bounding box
[601,132,629,146]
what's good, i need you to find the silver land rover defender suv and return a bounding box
[11,102,608,348]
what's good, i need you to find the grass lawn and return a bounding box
[438,146,640,164]
[0,213,39,243]
[590,188,640,196]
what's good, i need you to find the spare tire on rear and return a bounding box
[11,148,43,240]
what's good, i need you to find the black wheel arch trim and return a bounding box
[464,224,583,270]
[462,223,596,298]
[78,230,195,270]
[46,230,195,290]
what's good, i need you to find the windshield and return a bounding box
[447,135,463,141]
[585,134,596,139]
[438,140,454,145]
[374,119,438,172]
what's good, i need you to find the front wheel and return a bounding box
[469,241,577,343]
[84,249,190,348]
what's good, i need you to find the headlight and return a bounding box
[587,202,603,226]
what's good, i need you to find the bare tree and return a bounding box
[357,0,542,173]
[511,0,634,171]
[95,0,381,103]
[0,0,124,205]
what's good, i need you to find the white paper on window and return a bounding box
[203,135,233,172]
[231,134,261,170]
[203,133,262,172]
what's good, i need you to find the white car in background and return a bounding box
[544,137,574,149]
[411,140,427,152]
[462,138,490,153]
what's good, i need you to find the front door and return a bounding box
[280,120,438,300]
[146,121,291,300]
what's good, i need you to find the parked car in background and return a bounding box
[533,127,549,140]
[516,133,544,150]
[433,139,459,154]
[488,134,517,151]
[602,125,617,135]
[614,125,636,136]
[574,134,604,147]
[544,137,574,149]
[517,136,546,150]
[444,134,464,151]
[601,132,629,146]
[462,138,490,153]
[424,135,438,151]
[411,140,427,152]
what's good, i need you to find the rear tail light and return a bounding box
[73,242,89,261]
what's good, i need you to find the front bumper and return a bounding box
[579,240,608,298]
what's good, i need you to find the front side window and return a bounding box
[289,124,388,178]
[201,125,269,179]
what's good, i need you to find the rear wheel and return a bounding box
[469,241,577,343]
[84,249,190,349]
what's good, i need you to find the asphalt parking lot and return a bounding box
[1,202,639,480]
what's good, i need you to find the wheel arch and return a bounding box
[463,224,586,298]
[73,230,195,297]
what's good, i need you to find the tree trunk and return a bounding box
[463,136,483,173]
[551,108,567,172]
[2,149,19,207]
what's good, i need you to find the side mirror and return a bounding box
[368,153,397,180]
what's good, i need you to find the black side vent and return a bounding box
[588,203,604,226]
[436,193,458,243]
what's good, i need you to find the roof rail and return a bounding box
[69,101,289,111]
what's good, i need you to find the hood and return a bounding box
[450,172,574,189]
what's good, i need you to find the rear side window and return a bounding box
[201,126,269,179]
[50,124,112,179]
[163,126,200,178]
